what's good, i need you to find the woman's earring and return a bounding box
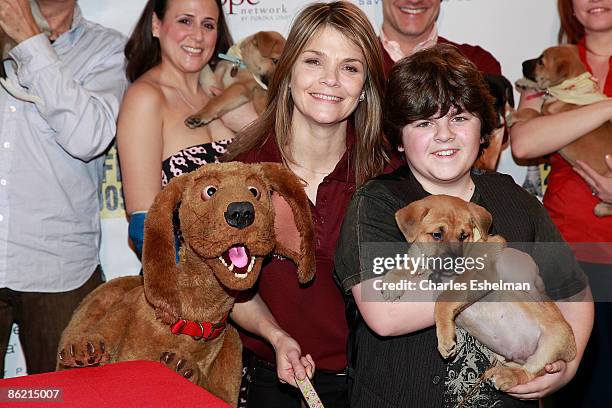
[359,91,365,102]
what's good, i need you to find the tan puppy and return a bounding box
[185,31,285,128]
[0,0,50,102]
[512,45,612,216]
[382,195,576,391]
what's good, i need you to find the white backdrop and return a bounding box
[4,0,560,377]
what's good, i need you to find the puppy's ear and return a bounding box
[142,173,191,324]
[255,31,281,58]
[395,201,430,242]
[467,203,493,241]
[555,61,570,84]
[260,163,315,284]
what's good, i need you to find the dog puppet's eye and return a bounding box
[458,232,470,242]
[202,186,217,201]
[430,232,443,241]
[248,186,260,198]
[272,58,279,65]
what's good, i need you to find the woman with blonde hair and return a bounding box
[225,2,390,406]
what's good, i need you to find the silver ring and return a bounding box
[192,321,205,341]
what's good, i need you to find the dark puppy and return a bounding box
[474,74,515,172]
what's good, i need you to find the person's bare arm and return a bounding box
[117,82,164,214]
[511,91,612,159]
[231,294,315,386]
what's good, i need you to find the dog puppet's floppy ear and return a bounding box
[395,201,430,243]
[259,163,315,284]
[142,175,190,324]
[467,203,493,241]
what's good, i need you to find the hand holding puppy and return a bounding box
[506,360,575,400]
[574,155,612,203]
[0,0,40,44]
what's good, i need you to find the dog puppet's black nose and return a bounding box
[225,202,255,229]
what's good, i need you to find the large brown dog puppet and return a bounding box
[57,162,315,406]
[382,195,576,391]
[512,44,612,217]
[185,31,285,128]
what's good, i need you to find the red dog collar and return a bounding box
[170,314,229,341]
[526,91,547,101]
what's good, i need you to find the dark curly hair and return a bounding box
[125,0,233,82]
[383,44,497,157]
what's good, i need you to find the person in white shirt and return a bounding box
[0,0,127,376]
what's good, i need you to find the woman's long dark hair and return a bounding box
[557,0,584,44]
[125,0,233,82]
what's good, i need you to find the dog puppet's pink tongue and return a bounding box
[228,246,249,268]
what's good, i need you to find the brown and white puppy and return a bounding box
[0,0,50,102]
[381,194,501,301]
[185,31,285,128]
[512,45,612,216]
[383,195,576,391]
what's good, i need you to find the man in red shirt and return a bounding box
[380,0,501,76]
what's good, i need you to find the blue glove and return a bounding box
[128,211,147,258]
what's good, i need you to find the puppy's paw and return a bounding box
[58,334,109,368]
[436,327,457,359]
[437,338,457,359]
[507,108,540,127]
[381,287,405,301]
[485,367,521,391]
[594,202,612,217]
[380,269,408,301]
[185,114,214,129]
[160,352,201,384]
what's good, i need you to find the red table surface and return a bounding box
[0,360,231,407]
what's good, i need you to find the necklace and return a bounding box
[175,87,200,112]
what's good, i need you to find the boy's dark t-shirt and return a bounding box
[334,165,587,408]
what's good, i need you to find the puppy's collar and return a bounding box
[218,42,269,91]
[218,43,247,69]
[170,313,228,341]
[547,72,610,105]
